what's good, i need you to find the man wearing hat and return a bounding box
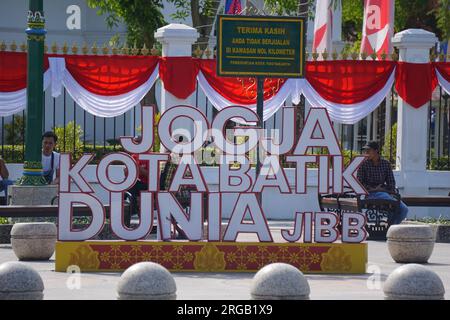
[357,141,408,225]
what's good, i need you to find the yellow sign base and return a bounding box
[55,241,368,274]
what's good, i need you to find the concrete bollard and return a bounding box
[387,225,435,263]
[0,262,44,300]
[11,223,57,261]
[117,262,177,300]
[250,263,310,300]
[383,264,445,300]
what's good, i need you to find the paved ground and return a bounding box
[1,223,449,300]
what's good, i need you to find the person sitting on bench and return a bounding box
[0,156,14,202]
[357,141,408,225]
[42,131,60,185]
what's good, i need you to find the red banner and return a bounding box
[198,60,287,105]
[395,62,438,109]
[435,62,450,83]
[64,55,159,96]
[361,0,394,55]
[159,57,199,100]
[0,52,49,92]
[306,60,396,104]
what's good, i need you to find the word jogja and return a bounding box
[58,106,368,243]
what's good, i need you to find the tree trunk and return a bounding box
[191,0,221,51]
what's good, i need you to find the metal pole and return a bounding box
[256,77,265,204]
[19,0,47,185]
[256,77,264,176]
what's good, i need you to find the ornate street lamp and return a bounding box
[18,0,47,185]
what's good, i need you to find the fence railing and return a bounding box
[427,86,450,170]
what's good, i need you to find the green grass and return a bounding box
[408,215,450,225]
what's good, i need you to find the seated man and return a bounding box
[357,141,408,225]
[0,156,14,203]
[41,131,60,185]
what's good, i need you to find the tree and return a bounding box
[86,0,166,48]
[435,0,450,40]
[87,1,166,107]
[339,0,449,42]
[168,0,315,51]
[167,0,222,51]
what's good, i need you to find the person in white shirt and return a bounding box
[41,131,60,184]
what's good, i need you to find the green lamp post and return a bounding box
[18,0,47,185]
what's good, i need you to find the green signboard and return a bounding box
[217,15,306,78]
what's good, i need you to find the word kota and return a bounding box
[58,106,368,243]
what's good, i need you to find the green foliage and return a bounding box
[394,0,437,33]
[166,0,221,51]
[382,123,397,162]
[340,0,445,44]
[430,156,450,170]
[264,0,341,18]
[86,0,166,47]
[264,0,307,16]
[4,115,25,146]
[435,0,450,40]
[342,0,363,42]
[409,216,450,225]
[167,0,219,22]
[0,217,9,225]
[0,145,24,163]
[153,113,161,153]
[54,121,84,159]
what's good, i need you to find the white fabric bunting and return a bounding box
[197,71,294,124]
[0,71,51,117]
[292,69,396,125]
[436,70,450,95]
[48,57,159,118]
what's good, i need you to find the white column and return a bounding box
[392,29,438,208]
[155,24,199,142]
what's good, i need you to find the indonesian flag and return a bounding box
[225,0,242,14]
[361,0,394,55]
[312,0,333,54]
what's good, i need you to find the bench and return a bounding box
[0,204,117,217]
[0,204,131,225]
[400,196,450,207]
[319,194,400,241]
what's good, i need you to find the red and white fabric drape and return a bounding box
[0,52,51,116]
[197,60,292,124]
[49,55,159,117]
[1,51,450,124]
[297,60,396,124]
[435,62,450,95]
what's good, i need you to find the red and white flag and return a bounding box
[313,0,333,54]
[361,0,394,56]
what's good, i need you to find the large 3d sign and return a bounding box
[58,106,368,243]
